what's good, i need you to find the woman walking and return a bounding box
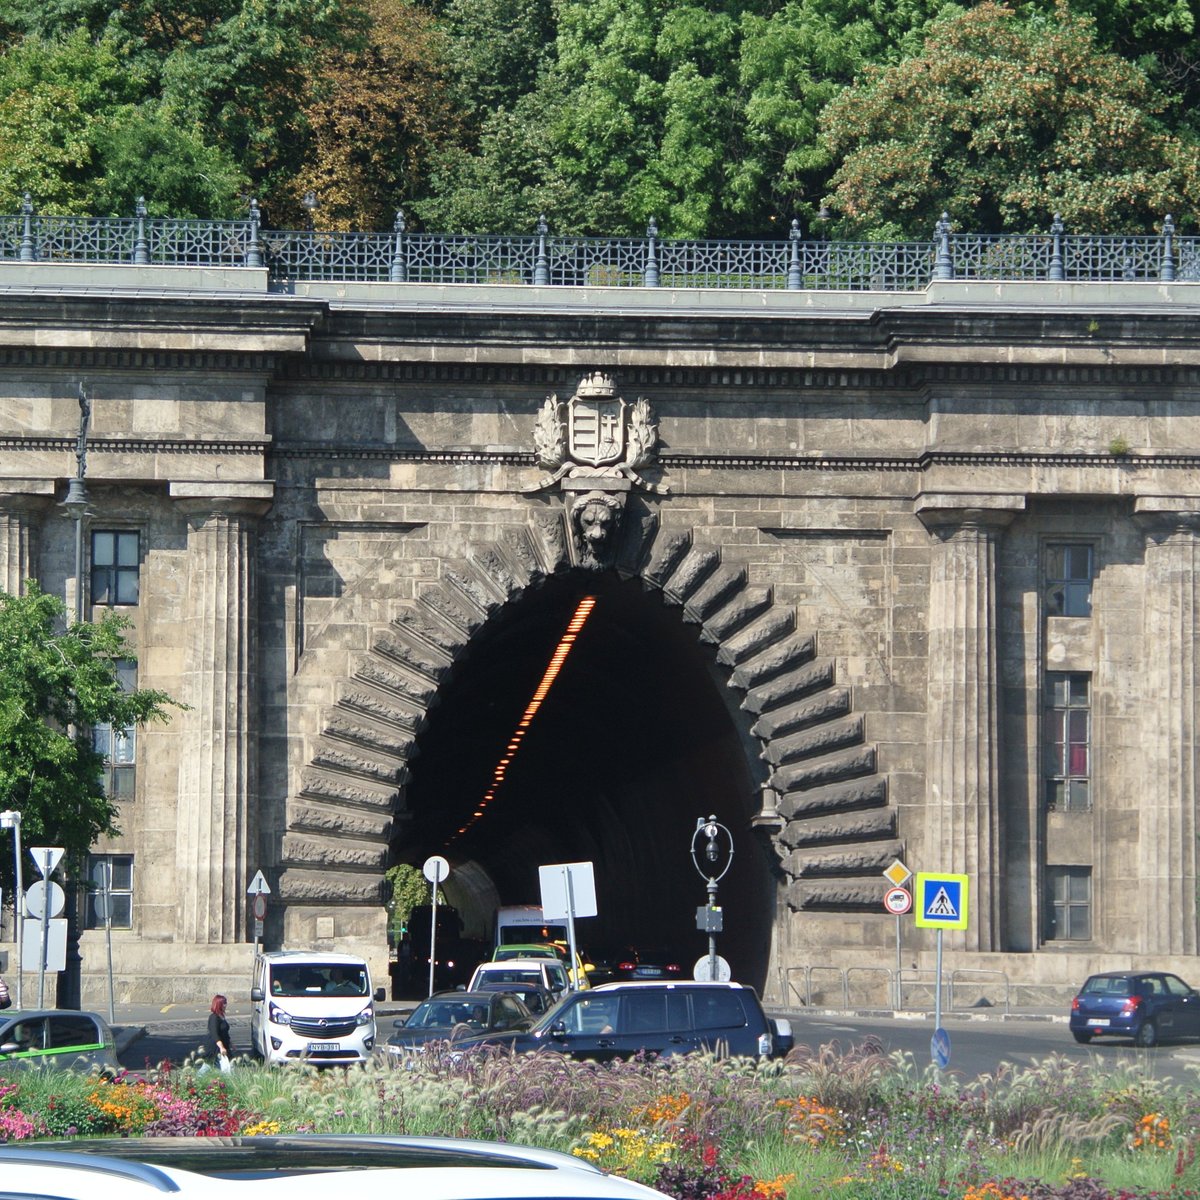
[206,994,233,1071]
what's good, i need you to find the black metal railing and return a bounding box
[1,195,1193,292]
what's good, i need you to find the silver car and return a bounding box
[0,1008,119,1074]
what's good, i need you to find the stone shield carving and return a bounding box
[526,371,667,569]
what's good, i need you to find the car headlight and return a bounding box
[268,1002,292,1026]
[356,1006,374,1026]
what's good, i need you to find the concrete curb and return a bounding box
[774,1006,1069,1024]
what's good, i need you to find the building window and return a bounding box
[1045,543,1093,617]
[1045,672,1090,811]
[91,530,140,606]
[1046,866,1092,941]
[92,660,136,800]
[84,854,133,929]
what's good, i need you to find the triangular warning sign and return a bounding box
[927,886,958,917]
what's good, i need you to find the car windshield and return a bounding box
[408,1000,487,1029]
[270,963,369,998]
[1082,976,1133,997]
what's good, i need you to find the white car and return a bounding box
[468,957,569,1000]
[0,1134,675,1200]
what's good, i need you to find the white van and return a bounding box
[493,905,568,949]
[250,950,385,1066]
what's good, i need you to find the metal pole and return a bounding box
[564,867,579,991]
[933,928,944,1071]
[11,817,22,1009]
[37,850,51,1008]
[428,882,438,998]
[104,859,115,1024]
[894,914,902,1010]
[707,876,718,982]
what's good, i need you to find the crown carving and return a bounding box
[575,371,616,398]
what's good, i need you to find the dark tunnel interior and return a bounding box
[394,572,777,988]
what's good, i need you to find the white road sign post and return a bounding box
[882,859,912,1009]
[247,870,271,959]
[539,862,597,990]
[30,847,63,1008]
[423,856,450,997]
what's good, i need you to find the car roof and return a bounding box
[1,1008,111,1023]
[258,951,366,965]
[588,980,747,991]
[476,959,555,971]
[420,990,504,1004]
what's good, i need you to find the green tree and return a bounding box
[0,585,182,891]
[384,862,444,941]
[820,2,1200,236]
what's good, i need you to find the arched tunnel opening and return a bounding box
[392,571,778,991]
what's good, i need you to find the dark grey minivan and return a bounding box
[460,981,791,1060]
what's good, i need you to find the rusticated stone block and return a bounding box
[311,743,404,784]
[287,801,393,840]
[782,839,904,879]
[772,746,876,794]
[787,881,883,910]
[502,526,548,587]
[699,586,772,643]
[752,690,852,741]
[729,632,816,690]
[777,808,896,849]
[444,567,501,618]
[473,544,526,601]
[779,776,888,820]
[661,546,720,604]
[356,658,438,706]
[742,660,835,715]
[278,868,388,905]
[419,583,482,635]
[337,686,419,732]
[683,565,746,623]
[323,712,416,759]
[391,607,468,658]
[641,531,691,587]
[374,630,448,681]
[718,608,796,667]
[282,834,388,871]
[299,769,397,809]
[767,716,864,766]
[531,508,571,572]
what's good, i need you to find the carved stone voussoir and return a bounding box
[772,746,877,794]
[787,881,884,911]
[278,869,388,905]
[777,808,897,850]
[287,801,393,840]
[282,834,388,871]
[729,632,816,691]
[742,661,836,716]
[782,840,904,879]
[779,776,888,820]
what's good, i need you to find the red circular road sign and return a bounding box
[252,893,267,921]
[883,886,913,915]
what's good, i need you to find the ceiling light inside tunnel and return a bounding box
[447,594,598,846]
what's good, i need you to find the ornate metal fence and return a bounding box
[0,194,1195,292]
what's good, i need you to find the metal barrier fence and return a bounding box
[780,963,1012,1014]
[2,195,1196,292]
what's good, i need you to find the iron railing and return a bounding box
[2,195,1196,292]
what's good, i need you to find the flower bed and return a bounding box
[1,1040,1198,1200]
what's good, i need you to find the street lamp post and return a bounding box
[0,811,23,1008]
[57,383,92,1010]
[690,815,733,982]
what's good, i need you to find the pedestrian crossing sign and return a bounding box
[914,873,970,930]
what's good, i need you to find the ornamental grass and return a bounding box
[1,1040,1200,1200]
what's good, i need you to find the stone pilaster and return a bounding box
[0,482,55,594]
[171,482,272,943]
[1134,499,1200,954]
[916,494,1023,951]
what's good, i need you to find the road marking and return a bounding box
[160,1004,175,1013]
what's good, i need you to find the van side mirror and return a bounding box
[550,1019,567,1039]
[250,987,264,1003]
[374,987,385,1002]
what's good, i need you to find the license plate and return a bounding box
[639,967,663,977]
[307,1042,341,1051]
[1087,1019,1110,1027]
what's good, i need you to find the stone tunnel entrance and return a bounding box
[393,571,778,988]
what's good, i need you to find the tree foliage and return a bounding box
[821,2,1200,236]
[384,862,445,938]
[3,0,1200,235]
[0,585,182,886]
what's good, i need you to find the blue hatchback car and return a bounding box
[1069,971,1200,1047]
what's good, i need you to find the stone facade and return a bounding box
[1,268,1200,1006]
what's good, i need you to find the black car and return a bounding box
[1069,971,1200,1046]
[384,990,534,1057]
[611,949,684,982]
[458,981,790,1061]
[470,980,558,1017]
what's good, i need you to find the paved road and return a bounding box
[113,1000,1200,1084]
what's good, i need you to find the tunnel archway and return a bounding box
[396,571,775,985]
[279,512,896,998]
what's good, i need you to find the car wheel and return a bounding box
[1135,1019,1158,1048]
[1071,1030,1092,1044]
